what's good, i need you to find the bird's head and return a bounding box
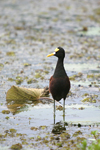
[47,47,65,59]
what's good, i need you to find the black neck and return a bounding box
[53,58,67,78]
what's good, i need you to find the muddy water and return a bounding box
[0,0,100,149]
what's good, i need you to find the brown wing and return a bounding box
[49,76,70,101]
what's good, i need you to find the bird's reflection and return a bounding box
[53,114,65,127]
[52,121,66,134]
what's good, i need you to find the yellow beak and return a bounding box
[47,48,59,57]
[47,53,54,57]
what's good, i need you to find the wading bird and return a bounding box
[47,47,70,123]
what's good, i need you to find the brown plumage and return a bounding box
[47,47,70,123]
[49,76,70,101]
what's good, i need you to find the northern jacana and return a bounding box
[47,47,70,123]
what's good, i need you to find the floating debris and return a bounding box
[6,86,49,101]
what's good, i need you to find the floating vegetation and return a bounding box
[56,105,63,111]
[34,72,42,79]
[10,143,22,150]
[82,94,98,103]
[6,86,50,115]
[82,26,88,32]
[27,78,33,84]
[25,36,37,40]
[69,72,83,80]
[73,130,82,137]
[15,79,23,85]
[82,97,96,103]
[56,142,62,147]
[87,74,100,80]
[15,76,23,85]
[27,78,38,84]
[60,132,71,140]
[44,70,49,74]
[82,93,89,97]
[23,63,31,67]
[39,125,47,130]
[36,136,42,141]
[5,116,9,120]
[6,86,46,100]
[14,26,25,30]
[87,74,94,78]
[6,51,15,56]
[52,122,66,134]
[0,63,4,67]
[30,127,38,131]
[2,110,10,114]
[8,78,15,82]
[94,8,100,15]
[78,107,85,110]
[0,134,4,138]
[10,128,17,133]
[5,39,16,45]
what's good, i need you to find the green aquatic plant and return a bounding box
[81,94,97,103]
[23,63,31,67]
[73,130,82,137]
[6,51,15,56]
[2,110,10,114]
[10,143,22,150]
[0,63,4,67]
[78,130,100,150]
[9,129,17,133]
[78,139,87,150]
[5,116,9,120]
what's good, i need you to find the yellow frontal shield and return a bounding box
[54,48,59,52]
[47,48,59,57]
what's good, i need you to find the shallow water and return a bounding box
[0,0,100,149]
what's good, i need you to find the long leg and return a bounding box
[54,99,56,124]
[63,99,65,122]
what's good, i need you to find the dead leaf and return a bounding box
[6,85,44,101]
